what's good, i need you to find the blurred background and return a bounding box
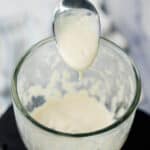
[0,0,150,117]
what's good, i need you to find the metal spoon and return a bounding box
[52,0,101,71]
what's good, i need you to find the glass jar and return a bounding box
[11,37,141,150]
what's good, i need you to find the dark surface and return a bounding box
[0,106,150,150]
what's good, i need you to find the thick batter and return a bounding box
[31,90,114,133]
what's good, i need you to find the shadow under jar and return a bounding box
[11,37,141,150]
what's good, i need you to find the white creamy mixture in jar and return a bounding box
[31,90,114,133]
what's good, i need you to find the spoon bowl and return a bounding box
[52,0,101,71]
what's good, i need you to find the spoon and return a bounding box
[52,0,101,71]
